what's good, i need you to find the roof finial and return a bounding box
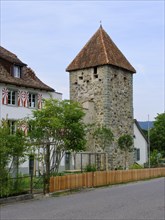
[100,20,102,28]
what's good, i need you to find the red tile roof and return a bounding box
[0,46,55,91]
[66,25,136,73]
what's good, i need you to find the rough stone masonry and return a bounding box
[66,25,136,169]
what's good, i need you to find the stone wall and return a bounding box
[69,64,134,169]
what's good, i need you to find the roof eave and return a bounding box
[0,80,55,92]
[66,63,136,73]
[134,119,148,143]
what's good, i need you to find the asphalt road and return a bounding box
[1,177,165,220]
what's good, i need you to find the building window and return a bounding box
[29,93,36,108]
[13,65,21,78]
[8,120,17,134]
[135,148,140,161]
[93,67,98,79]
[94,67,97,74]
[8,90,16,105]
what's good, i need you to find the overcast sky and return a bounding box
[1,0,164,121]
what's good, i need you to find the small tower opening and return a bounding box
[93,67,98,79]
[94,67,97,74]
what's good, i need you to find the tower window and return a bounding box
[93,67,98,79]
[94,67,97,74]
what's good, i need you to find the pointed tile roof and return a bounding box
[66,25,136,73]
[0,46,55,91]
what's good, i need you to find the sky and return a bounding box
[1,0,164,121]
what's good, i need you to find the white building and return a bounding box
[134,119,148,165]
[0,46,62,174]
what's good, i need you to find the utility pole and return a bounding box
[148,115,150,168]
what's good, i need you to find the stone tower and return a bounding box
[66,25,136,169]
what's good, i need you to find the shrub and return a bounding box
[129,163,143,169]
[84,164,96,172]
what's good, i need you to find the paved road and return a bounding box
[1,177,165,220]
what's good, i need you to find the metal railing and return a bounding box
[0,174,44,198]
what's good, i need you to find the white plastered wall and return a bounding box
[134,123,148,165]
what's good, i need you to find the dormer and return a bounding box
[0,46,55,92]
[13,64,22,78]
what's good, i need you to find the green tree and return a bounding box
[0,120,27,197]
[0,120,11,179]
[150,149,162,167]
[150,113,165,156]
[27,98,86,193]
[93,125,114,151]
[118,134,133,170]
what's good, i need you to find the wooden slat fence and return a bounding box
[49,168,165,193]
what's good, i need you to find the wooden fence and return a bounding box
[49,168,165,193]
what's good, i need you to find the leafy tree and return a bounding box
[0,120,11,180]
[0,120,27,197]
[89,125,114,170]
[27,98,86,193]
[150,113,165,156]
[150,149,163,167]
[93,125,114,151]
[0,120,27,173]
[117,134,133,170]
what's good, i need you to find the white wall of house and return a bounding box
[134,122,148,165]
[0,84,62,120]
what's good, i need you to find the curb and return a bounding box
[0,194,33,205]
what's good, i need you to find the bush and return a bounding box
[84,164,96,172]
[129,163,143,169]
[0,174,30,198]
[51,172,65,176]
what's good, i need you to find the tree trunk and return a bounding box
[13,156,19,192]
[13,156,19,178]
[125,152,127,170]
[125,151,128,170]
[45,144,50,194]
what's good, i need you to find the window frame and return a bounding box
[13,65,21,78]
[135,148,140,161]
[29,93,36,108]
[8,89,17,106]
